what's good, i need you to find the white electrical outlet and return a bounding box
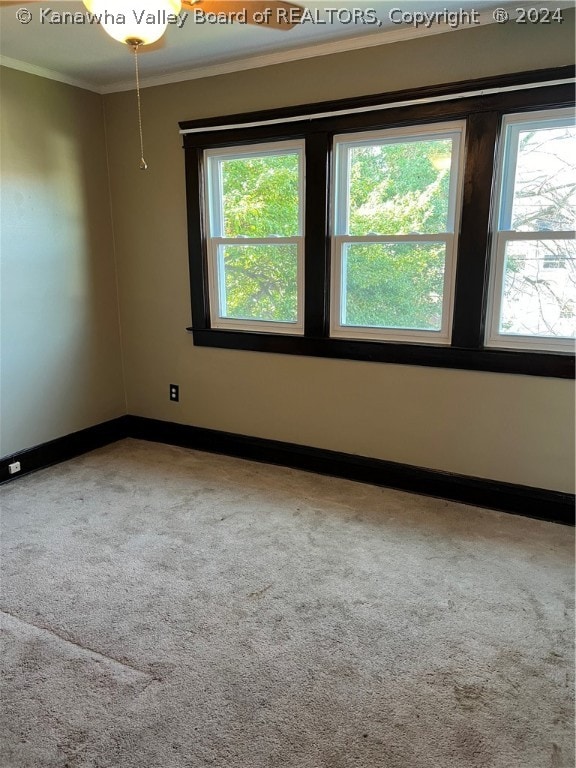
[8,461,21,475]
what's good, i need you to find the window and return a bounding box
[204,141,305,333]
[486,109,576,352]
[181,66,575,378]
[331,122,465,343]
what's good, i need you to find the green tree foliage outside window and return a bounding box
[217,140,455,328]
[221,244,298,322]
[343,138,453,330]
[219,153,300,322]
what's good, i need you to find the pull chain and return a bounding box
[129,40,148,171]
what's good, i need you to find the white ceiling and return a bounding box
[0,1,572,92]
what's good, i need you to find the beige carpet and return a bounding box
[0,438,574,768]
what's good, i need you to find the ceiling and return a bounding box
[0,1,571,92]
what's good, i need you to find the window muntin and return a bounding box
[204,141,305,333]
[486,109,576,351]
[330,122,465,343]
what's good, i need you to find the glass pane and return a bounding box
[220,152,300,237]
[500,239,576,338]
[219,244,298,323]
[347,138,453,236]
[342,242,446,330]
[510,124,576,232]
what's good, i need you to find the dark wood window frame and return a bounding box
[180,66,575,379]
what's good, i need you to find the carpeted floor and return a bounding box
[0,438,574,768]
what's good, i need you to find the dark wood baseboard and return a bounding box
[2,415,573,525]
[0,417,129,484]
[124,416,574,526]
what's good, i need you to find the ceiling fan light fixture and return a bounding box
[83,0,182,46]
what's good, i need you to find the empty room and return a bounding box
[0,1,574,766]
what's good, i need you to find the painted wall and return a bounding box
[0,67,125,457]
[103,18,576,493]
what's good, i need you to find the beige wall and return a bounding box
[52,18,576,493]
[0,67,125,456]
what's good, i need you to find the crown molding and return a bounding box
[100,21,462,94]
[102,0,575,94]
[0,18,489,96]
[2,2,573,96]
[0,54,99,93]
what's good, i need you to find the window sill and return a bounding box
[187,328,575,379]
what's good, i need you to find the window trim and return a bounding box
[181,66,576,379]
[484,108,576,352]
